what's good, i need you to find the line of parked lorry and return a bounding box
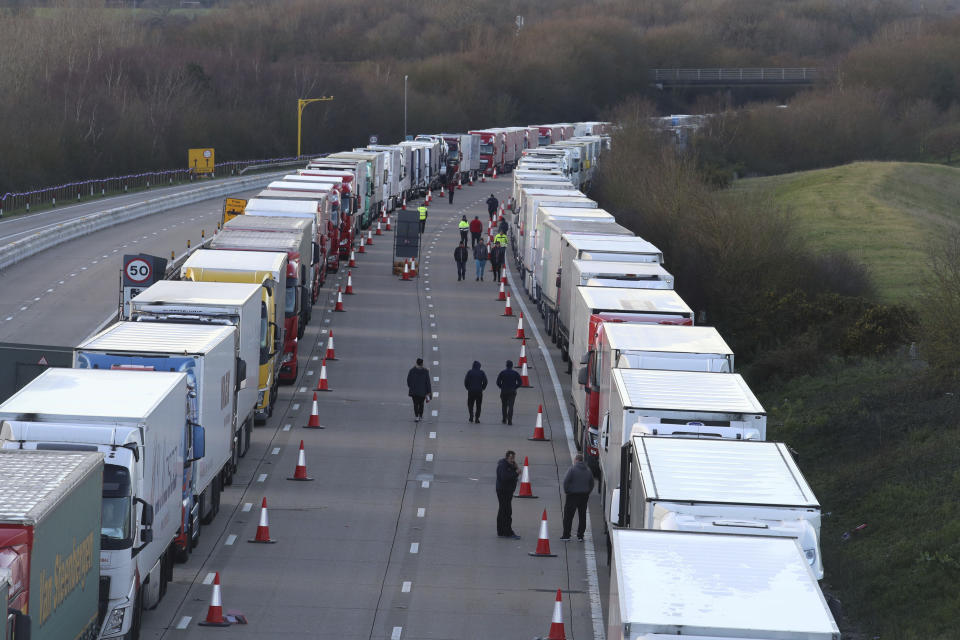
[0,120,609,640]
[507,150,843,638]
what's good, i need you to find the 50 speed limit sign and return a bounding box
[124,257,152,283]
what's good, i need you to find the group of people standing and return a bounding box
[454,194,510,282]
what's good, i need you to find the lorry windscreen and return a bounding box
[102,465,132,549]
[538,135,551,146]
[285,281,297,317]
[480,143,493,155]
[260,302,269,365]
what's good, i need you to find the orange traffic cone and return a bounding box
[481,172,486,183]
[385,216,392,231]
[457,177,462,190]
[529,510,557,557]
[305,394,325,430]
[344,271,354,294]
[288,440,314,480]
[325,332,336,360]
[316,362,330,393]
[401,261,410,280]
[515,312,525,339]
[492,167,498,179]
[427,189,432,203]
[410,258,418,277]
[501,273,507,285]
[375,221,382,236]
[349,249,356,267]
[440,185,445,197]
[497,280,507,301]
[518,339,527,367]
[517,456,538,498]
[334,287,345,312]
[520,362,532,388]
[357,239,365,254]
[547,590,566,640]
[248,497,276,543]
[366,230,373,245]
[469,173,473,186]
[402,195,407,210]
[503,293,513,317]
[198,572,231,626]
[528,405,549,441]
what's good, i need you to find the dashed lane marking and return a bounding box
[257,474,267,483]
[272,448,280,455]
[429,432,436,439]
[283,424,291,432]
[203,573,215,585]
[225,535,237,546]
[401,581,412,593]
[426,453,433,461]
[417,508,425,517]
[242,503,252,512]
[410,543,419,554]
[421,480,430,488]
[431,410,438,416]
[392,627,402,640]
[176,616,191,629]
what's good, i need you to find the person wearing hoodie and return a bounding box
[406,358,432,422]
[560,454,595,541]
[463,361,488,423]
[473,241,488,281]
[495,359,523,425]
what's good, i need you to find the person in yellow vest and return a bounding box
[493,231,508,247]
[458,216,469,244]
[418,205,428,233]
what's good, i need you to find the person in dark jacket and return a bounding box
[406,358,431,422]
[498,217,509,235]
[473,242,488,281]
[486,194,499,221]
[448,183,455,204]
[495,359,523,425]
[495,450,520,538]
[560,454,595,541]
[463,360,488,422]
[489,242,506,283]
[469,216,483,247]
[454,242,469,281]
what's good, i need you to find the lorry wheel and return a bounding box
[174,529,191,563]
[201,478,220,524]
[242,420,252,457]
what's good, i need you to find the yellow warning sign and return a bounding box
[188,148,215,174]
[222,197,247,225]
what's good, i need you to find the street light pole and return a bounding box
[297,96,334,158]
[403,75,408,141]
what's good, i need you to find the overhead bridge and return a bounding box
[652,68,819,88]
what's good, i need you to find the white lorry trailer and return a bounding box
[575,308,722,462]
[608,529,840,639]
[614,436,823,578]
[520,195,597,296]
[532,207,616,302]
[75,322,239,542]
[129,280,259,464]
[0,368,191,640]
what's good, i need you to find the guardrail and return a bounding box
[652,68,818,84]
[0,154,320,216]
[0,172,284,271]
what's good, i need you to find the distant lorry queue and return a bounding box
[0,116,840,640]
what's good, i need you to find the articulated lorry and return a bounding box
[0,368,193,640]
[608,529,840,639]
[207,232,300,382]
[0,450,103,640]
[181,250,285,422]
[242,196,338,275]
[129,280,259,462]
[614,436,823,578]
[519,196,597,296]
[307,158,374,230]
[531,207,615,302]
[75,322,241,558]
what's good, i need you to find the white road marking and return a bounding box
[432,346,438,351]
[426,453,433,461]
[429,432,436,439]
[242,502,252,512]
[225,534,237,546]
[417,508,425,517]
[299,386,307,393]
[257,474,267,482]
[430,323,436,327]
[421,480,430,488]
[432,391,438,398]
[203,573,215,585]
[392,627,402,640]
[283,424,291,431]
[432,376,438,381]
[401,581,412,593]
[271,447,280,455]
[432,360,439,365]
[431,409,438,416]
[410,542,419,553]
[176,616,191,629]
[307,370,313,376]
[292,403,300,411]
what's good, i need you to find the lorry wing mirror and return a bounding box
[262,279,277,295]
[11,609,31,640]
[140,528,153,545]
[580,352,590,365]
[190,424,205,461]
[236,358,247,391]
[136,498,154,527]
[313,242,321,264]
[577,368,589,387]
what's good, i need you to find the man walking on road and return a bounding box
[458,215,469,244]
[464,360,487,422]
[473,241,488,281]
[496,359,523,425]
[418,204,428,234]
[560,454,595,541]
[490,241,505,284]
[406,358,431,422]
[486,194,499,222]
[496,450,521,538]
[448,183,455,204]
[469,216,483,247]
[454,242,469,281]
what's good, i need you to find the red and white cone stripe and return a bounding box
[375,221,382,236]
[401,261,410,280]
[386,216,392,231]
[316,361,330,393]
[366,230,373,245]
[349,250,356,267]
[345,272,354,294]
[518,339,527,366]
[198,573,230,626]
[289,440,314,480]
[520,362,532,387]
[334,287,345,312]
[517,456,537,498]
[515,312,525,339]
[529,509,557,557]
[497,280,506,301]
[529,404,549,441]
[410,258,418,277]
[503,294,513,316]
[547,590,566,640]
[249,497,276,543]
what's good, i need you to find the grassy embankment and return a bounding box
[724,162,960,637]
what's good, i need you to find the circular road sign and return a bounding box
[125,257,152,283]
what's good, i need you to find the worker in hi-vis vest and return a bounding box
[418,205,428,233]
[458,216,469,244]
